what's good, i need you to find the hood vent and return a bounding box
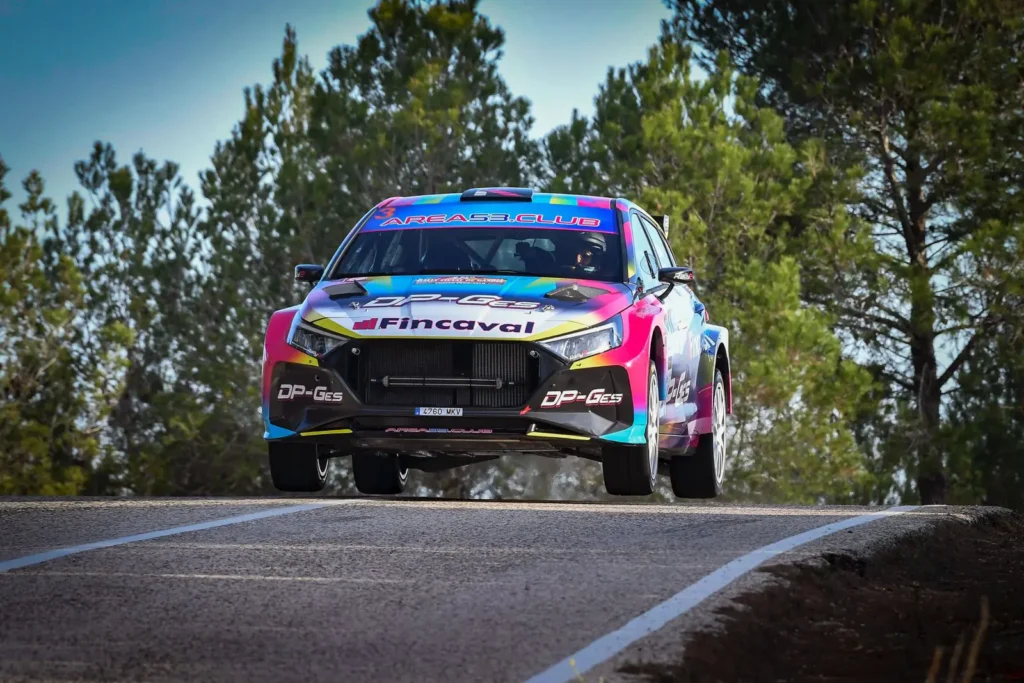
[322,280,368,299]
[544,283,608,303]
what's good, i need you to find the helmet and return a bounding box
[573,231,605,271]
[578,232,606,253]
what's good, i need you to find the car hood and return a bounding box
[299,274,635,341]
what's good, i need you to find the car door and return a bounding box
[635,214,701,433]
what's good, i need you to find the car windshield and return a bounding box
[331,227,623,282]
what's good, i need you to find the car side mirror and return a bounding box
[658,266,695,286]
[295,264,324,287]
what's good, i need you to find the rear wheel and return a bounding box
[353,452,408,495]
[269,442,330,492]
[670,368,727,499]
[602,360,660,496]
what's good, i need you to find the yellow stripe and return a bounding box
[527,431,590,441]
[306,317,355,337]
[301,429,353,437]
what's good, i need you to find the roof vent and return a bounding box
[460,187,534,202]
[544,283,608,303]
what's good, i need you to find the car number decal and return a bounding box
[415,407,464,417]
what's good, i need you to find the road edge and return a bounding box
[598,505,1015,682]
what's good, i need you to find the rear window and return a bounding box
[331,202,623,282]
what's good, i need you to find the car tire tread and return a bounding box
[269,443,329,493]
[353,452,408,495]
[670,369,726,499]
[601,360,658,496]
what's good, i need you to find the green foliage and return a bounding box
[311,0,540,200]
[0,159,129,494]
[943,236,1024,509]
[52,144,269,495]
[672,0,1024,503]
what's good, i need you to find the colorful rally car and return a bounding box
[262,187,732,498]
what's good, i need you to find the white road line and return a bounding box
[0,503,328,573]
[524,505,919,683]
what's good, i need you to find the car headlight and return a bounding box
[539,316,623,362]
[288,322,348,358]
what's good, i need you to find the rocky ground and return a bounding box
[622,510,1024,683]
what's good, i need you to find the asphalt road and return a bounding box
[0,497,946,682]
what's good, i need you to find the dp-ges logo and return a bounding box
[541,388,623,408]
[277,384,344,403]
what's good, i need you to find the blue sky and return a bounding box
[0,0,671,210]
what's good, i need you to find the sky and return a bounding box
[0,0,672,211]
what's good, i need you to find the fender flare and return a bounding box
[697,325,732,415]
[649,325,669,401]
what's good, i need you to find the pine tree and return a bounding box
[0,158,130,494]
[671,0,1024,502]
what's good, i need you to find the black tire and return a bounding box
[269,442,329,492]
[602,360,660,496]
[670,368,727,499]
[352,452,408,495]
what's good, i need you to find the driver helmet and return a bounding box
[575,232,606,269]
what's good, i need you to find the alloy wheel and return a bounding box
[712,379,727,483]
[646,369,660,485]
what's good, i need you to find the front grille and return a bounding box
[349,340,538,408]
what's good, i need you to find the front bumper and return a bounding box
[262,344,636,450]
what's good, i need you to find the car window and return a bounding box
[641,215,675,268]
[629,212,659,290]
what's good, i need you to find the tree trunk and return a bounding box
[907,196,947,504]
[912,348,946,504]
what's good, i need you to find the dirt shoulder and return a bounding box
[621,509,1024,683]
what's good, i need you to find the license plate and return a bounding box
[415,407,463,417]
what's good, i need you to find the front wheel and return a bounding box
[269,442,330,492]
[670,368,727,498]
[352,452,408,495]
[601,360,660,496]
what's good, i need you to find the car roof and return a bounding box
[379,187,617,208]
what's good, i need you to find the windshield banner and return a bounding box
[362,202,617,234]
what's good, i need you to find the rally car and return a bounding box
[262,187,731,498]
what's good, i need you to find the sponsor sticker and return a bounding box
[414,276,507,285]
[666,370,691,405]
[540,388,623,408]
[351,317,536,334]
[377,213,602,228]
[415,407,464,417]
[277,384,344,403]
[363,294,538,310]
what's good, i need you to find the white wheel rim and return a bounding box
[316,455,329,480]
[713,380,726,483]
[646,370,659,485]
